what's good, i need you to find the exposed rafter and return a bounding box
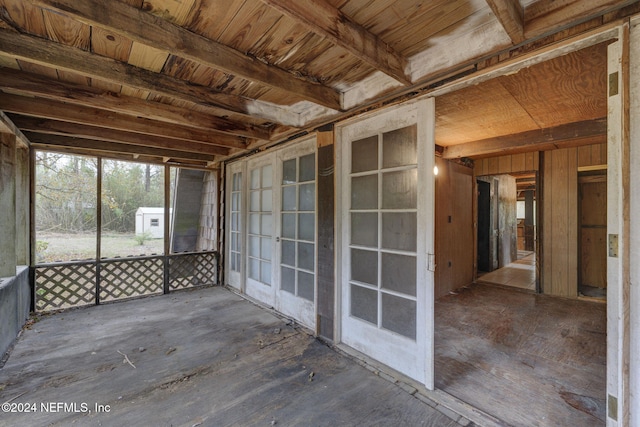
[28,0,342,110]
[524,0,640,39]
[0,30,298,127]
[11,116,230,157]
[0,68,271,140]
[260,0,411,85]
[25,132,217,162]
[442,118,607,159]
[485,0,525,44]
[0,93,247,149]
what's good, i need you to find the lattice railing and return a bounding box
[100,256,164,302]
[169,251,218,290]
[34,251,218,312]
[35,261,96,312]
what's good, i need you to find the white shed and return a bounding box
[135,207,172,239]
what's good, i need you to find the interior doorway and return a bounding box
[476,172,537,292]
[578,170,607,300]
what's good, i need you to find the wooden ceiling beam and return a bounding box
[30,141,212,169]
[25,132,217,162]
[485,0,525,44]
[260,0,410,85]
[0,68,270,140]
[0,93,246,149]
[524,0,638,39]
[0,30,298,126]
[0,111,30,148]
[442,118,607,159]
[29,0,342,110]
[10,116,230,157]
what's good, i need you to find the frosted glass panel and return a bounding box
[351,175,378,210]
[281,240,295,266]
[382,212,417,251]
[249,236,260,257]
[250,168,260,189]
[382,169,417,209]
[231,254,236,270]
[262,164,272,188]
[283,159,296,184]
[382,125,417,168]
[249,258,260,280]
[350,249,377,285]
[231,212,238,231]
[298,213,314,241]
[381,253,416,296]
[261,214,272,235]
[261,236,272,261]
[249,214,260,234]
[281,267,295,293]
[299,184,315,211]
[351,212,377,247]
[232,193,239,210]
[298,242,314,271]
[233,172,241,191]
[282,186,296,211]
[250,191,260,211]
[298,271,314,302]
[231,232,237,251]
[381,293,416,340]
[261,189,272,211]
[282,213,296,238]
[352,136,378,173]
[351,284,377,324]
[299,154,315,182]
[260,261,271,285]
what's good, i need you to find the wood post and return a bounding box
[0,133,17,278]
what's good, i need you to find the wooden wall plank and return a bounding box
[498,155,512,173]
[511,152,525,171]
[316,130,335,340]
[542,147,578,298]
[435,157,474,297]
[487,157,499,174]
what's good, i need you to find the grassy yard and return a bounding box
[37,232,165,263]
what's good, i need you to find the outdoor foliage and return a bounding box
[35,152,98,233]
[35,153,166,234]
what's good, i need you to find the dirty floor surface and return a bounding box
[0,287,461,427]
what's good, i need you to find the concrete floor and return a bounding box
[0,287,467,427]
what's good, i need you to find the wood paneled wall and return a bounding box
[474,151,539,175]
[542,148,578,297]
[435,157,474,298]
[541,143,606,297]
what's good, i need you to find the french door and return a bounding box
[338,98,435,387]
[225,138,317,330]
[225,161,244,289]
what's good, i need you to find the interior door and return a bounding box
[339,98,435,387]
[225,161,244,289]
[245,155,276,306]
[276,139,317,329]
[579,173,607,294]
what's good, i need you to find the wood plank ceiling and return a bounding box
[0,0,636,168]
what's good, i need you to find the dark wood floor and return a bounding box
[0,287,461,427]
[435,283,607,427]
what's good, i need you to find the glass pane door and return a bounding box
[277,142,317,329]
[245,157,276,306]
[225,162,243,289]
[339,98,435,387]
